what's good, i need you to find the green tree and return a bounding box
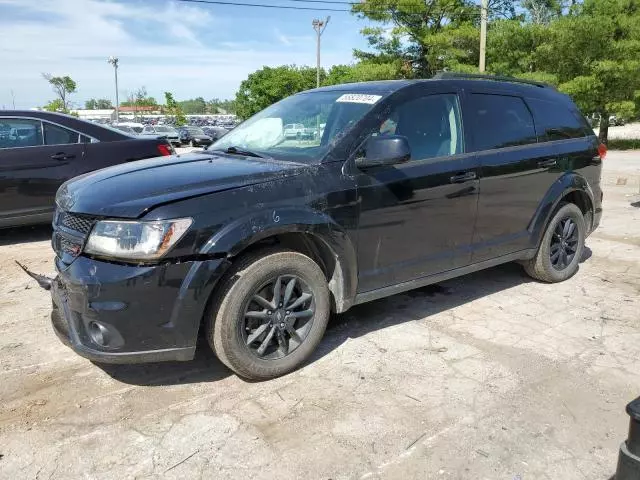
[164,91,187,126]
[325,62,403,85]
[207,98,236,114]
[42,73,77,111]
[121,87,157,107]
[85,98,113,109]
[533,0,640,142]
[121,87,158,121]
[486,20,550,77]
[351,0,486,77]
[520,0,563,24]
[234,66,318,119]
[178,97,207,114]
[43,98,66,113]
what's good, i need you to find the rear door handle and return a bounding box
[538,159,557,168]
[450,171,477,183]
[51,152,76,161]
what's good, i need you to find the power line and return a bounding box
[179,0,490,15]
[180,0,350,11]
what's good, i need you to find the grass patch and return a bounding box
[607,139,640,150]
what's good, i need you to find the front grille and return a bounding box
[53,209,97,260]
[59,212,94,235]
[59,236,82,256]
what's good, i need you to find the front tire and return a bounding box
[524,202,586,283]
[190,139,196,147]
[206,248,330,380]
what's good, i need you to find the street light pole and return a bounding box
[108,56,119,123]
[479,0,488,72]
[312,17,330,88]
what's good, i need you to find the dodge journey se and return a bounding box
[44,73,603,380]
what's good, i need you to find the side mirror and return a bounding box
[355,135,411,168]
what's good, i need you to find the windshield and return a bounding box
[155,126,174,133]
[187,127,205,135]
[210,90,382,163]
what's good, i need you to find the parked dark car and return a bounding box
[202,126,228,141]
[139,125,181,147]
[43,74,603,380]
[177,126,213,147]
[0,111,173,228]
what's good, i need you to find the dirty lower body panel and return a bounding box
[50,255,228,363]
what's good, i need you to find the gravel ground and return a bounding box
[595,122,640,140]
[0,151,639,479]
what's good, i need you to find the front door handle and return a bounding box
[538,159,557,168]
[450,171,477,183]
[51,152,76,161]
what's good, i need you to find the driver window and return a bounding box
[375,94,463,161]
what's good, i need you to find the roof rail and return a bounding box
[432,72,553,89]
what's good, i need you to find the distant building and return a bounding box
[119,105,162,115]
[72,109,115,121]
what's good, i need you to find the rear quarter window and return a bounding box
[43,122,79,145]
[526,97,591,141]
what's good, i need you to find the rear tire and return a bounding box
[524,202,586,283]
[206,248,330,380]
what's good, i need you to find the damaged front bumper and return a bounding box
[48,255,228,364]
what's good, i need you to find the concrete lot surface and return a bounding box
[0,151,639,479]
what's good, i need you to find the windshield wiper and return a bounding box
[211,146,264,158]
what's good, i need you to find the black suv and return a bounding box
[46,74,603,380]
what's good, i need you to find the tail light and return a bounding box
[598,143,607,160]
[157,143,173,156]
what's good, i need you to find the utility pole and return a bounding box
[312,16,330,88]
[479,0,488,72]
[108,56,119,122]
[10,89,15,109]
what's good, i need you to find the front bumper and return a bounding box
[50,255,229,363]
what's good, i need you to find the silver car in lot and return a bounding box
[140,125,181,146]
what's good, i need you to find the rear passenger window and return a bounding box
[0,118,43,149]
[43,122,79,145]
[467,94,537,151]
[526,97,589,141]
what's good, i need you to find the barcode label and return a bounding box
[336,94,382,104]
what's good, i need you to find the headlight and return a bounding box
[84,218,192,260]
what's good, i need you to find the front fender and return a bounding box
[529,172,595,248]
[199,208,358,313]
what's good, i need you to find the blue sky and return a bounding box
[0,0,373,109]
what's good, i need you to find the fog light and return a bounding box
[88,321,109,347]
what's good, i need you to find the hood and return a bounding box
[60,152,307,218]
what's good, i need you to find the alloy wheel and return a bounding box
[241,275,315,360]
[550,217,579,270]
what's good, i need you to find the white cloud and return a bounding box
[274,27,314,47]
[0,0,355,108]
[274,27,292,46]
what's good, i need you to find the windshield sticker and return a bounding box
[336,94,382,104]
